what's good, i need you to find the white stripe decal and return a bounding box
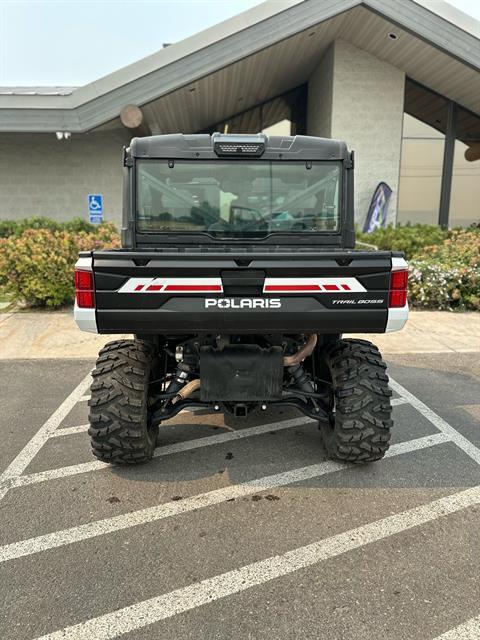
[33,483,480,640]
[118,277,223,294]
[263,277,366,293]
[119,277,366,294]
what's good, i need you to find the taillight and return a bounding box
[75,269,95,308]
[389,269,408,308]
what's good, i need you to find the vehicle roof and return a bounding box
[129,134,350,161]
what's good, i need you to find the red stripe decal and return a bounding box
[134,284,145,292]
[164,285,222,292]
[264,285,321,292]
[341,284,351,291]
[323,284,339,291]
[146,284,163,292]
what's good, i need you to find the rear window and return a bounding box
[136,159,341,238]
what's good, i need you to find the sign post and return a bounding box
[88,194,104,224]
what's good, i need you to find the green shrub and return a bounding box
[0,224,120,308]
[1,217,478,311]
[357,224,449,260]
[408,262,480,311]
[408,230,480,311]
[0,216,99,238]
[356,224,480,310]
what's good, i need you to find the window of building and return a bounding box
[397,80,447,225]
[398,79,480,227]
[397,113,446,225]
[449,106,480,227]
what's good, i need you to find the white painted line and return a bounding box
[390,378,480,466]
[52,425,89,437]
[33,483,480,640]
[11,416,315,490]
[49,398,407,440]
[79,395,90,402]
[7,395,422,490]
[433,614,480,639]
[0,433,449,564]
[6,395,433,491]
[0,372,92,502]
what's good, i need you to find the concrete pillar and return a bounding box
[308,40,405,226]
[307,44,334,139]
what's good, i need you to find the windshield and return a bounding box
[136,160,341,237]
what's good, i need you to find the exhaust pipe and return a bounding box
[169,335,316,406]
[283,334,317,367]
[171,378,201,404]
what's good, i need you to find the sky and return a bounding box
[0,0,479,87]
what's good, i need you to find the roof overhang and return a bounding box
[1,0,479,133]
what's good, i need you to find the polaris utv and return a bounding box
[74,133,408,466]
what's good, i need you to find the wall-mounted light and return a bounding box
[55,131,71,140]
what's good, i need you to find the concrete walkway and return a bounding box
[0,310,479,359]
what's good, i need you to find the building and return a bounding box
[1,0,479,229]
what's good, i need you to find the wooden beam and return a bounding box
[120,105,151,137]
[465,143,480,162]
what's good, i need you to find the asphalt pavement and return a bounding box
[0,353,479,640]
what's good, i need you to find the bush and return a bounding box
[408,230,480,311]
[1,218,478,312]
[0,216,99,238]
[408,262,480,311]
[357,224,480,310]
[356,224,449,260]
[0,223,120,308]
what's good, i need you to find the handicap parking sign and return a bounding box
[88,194,103,223]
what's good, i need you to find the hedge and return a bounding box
[356,224,449,260]
[0,219,479,311]
[357,224,480,310]
[0,223,120,308]
[408,230,480,311]
[0,216,100,239]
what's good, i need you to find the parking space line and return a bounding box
[389,378,480,466]
[33,483,480,640]
[0,433,449,564]
[433,614,480,639]
[10,416,314,490]
[52,425,89,437]
[0,372,92,502]
[391,397,409,406]
[3,394,443,493]
[79,395,90,402]
[49,398,407,440]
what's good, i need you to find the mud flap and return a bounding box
[200,345,283,402]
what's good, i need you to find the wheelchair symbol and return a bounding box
[88,194,103,215]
